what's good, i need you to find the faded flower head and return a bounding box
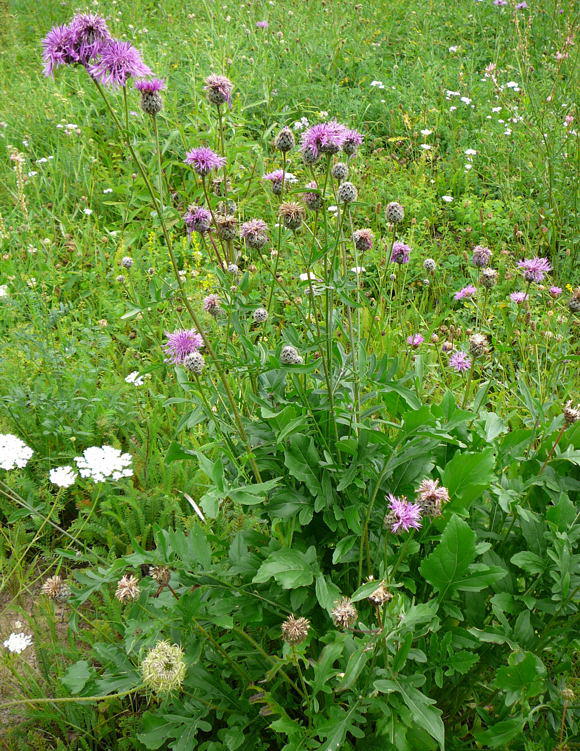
[481,267,498,288]
[385,494,422,533]
[135,78,166,115]
[337,181,358,203]
[241,218,269,249]
[563,401,580,425]
[517,257,552,283]
[300,121,347,160]
[280,345,303,365]
[183,351,205,374]
[279,202,305,230]
[0,434,33,470]
[449,350,472,373]
[204,74,233,106]
[184,204,212,234]
[416,478,450,517]
[472,245,492,267]
[184,147,226,176]
[121,256,134,269]
[391,241,411,265]
[49,465,77,488]
[215,214,237,241]
[203,294,221,315]
[303,181,323,211]
[75,445,133,482]
[88,39,152,88]
[342,128,364,155]
[41,575,71,601]
[150,566,171,585]
[275,127,295,152]
[253,307,269,323]
[331,597,358,629]
[469,333,488,357]
[454,284,477,300]
[352,228,374,252]
[424,258,437,273]
[115,574,140,602]
[3,632,33,654]
[368,581,393,607]
[141,641,186,695]
[164,329,203,364]
[385,202,404,224]
[281,615,310,645]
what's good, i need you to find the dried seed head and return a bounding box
[215,214,237,240]
[563,401,580,425]
[280,345,303,365]
[183,351,205,374]
[569,288,580,313]
[331,162,349,181]
[352,228,374,252]
[41,575,71,601]
[141,640,186,694]
[331,597,358,629]
[279,201,305,230]
[337,181,358,203]
[115,574,140,602]
[472,245,492,267]
[480,267,498,288]
[416,478,450,517]
[385,202,404,223]
[275,127,295,152]
[469,333,488,357]
[149,566,171,586]
[423,258,437,273]
[281,615,310,645]
[441,341,453,353]
[253,307,269,323]
[368,582,393,606]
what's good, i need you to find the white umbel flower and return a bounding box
[49,465,77,488]
[74,445,133,483]
[0,434,33,470]
[3,632,33,654]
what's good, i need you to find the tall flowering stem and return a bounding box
[90,78,261,482]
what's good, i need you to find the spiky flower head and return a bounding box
[300,121,347,161]
[549,286,562,297]
[510,291,528,304]
[517,257,552,283]
[279,202,305,230]
[342,128,364,155]
[352,228,374,252]
[454,284,477,300]
[407,333,424,349]
[184,147,226,176]
[449,350,472,372]
[386,202,404,224]
[568,288,580,313]
[183,204,212,234]
[150,566,171,586]
[331,162,349,181]
[423,258,437,273]
[281,615,310,645]
[385,494,422,533]
[275,127,295,152]
[215,214,237,241]
[115,574,140,602]
[204,74,233,106]
[88,39,152,87]
[227,263,240,274]
[121,256,133,269]
[164,329,203,364]
[135,78,165,115]
[416,478,450,517]
[42,24,79,76]
[302,145,319,165]
[263,169,298,195]
[241,219,269,249]
[481,267,498,288]
[183,351,205,374]
[253,307,269,323]
[203,294,221,315]
[469,333,488,357]
[41,575,71,602]
[141,641,186,695]
[368,581,393,606]
[563,401,580,425]
[331,597,358,629]
[472,245,492,268]
[391,241,411,265]
[337,181,357,203]
[280,345,303,365]
[69,13,111,62]
[302,181,323,211]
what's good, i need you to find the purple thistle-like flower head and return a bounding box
[263,169,298,184]
[183,204,212,234]
[449,351,472,372]
[256,20,269,28]
[204,74,233,106]
[510,291,528,304]
[203,294,220,312]
[42,24,79,76]
[241,218,269,248]
[184,147,226,176]
[517,257,552,283]
[134,78,166,93]
[494,0,508,5]
[454,284,477,300]
[549,286,562,297]
[407,333,424,348]
[387,494,422,533]
[88,39,152,87]
[391,241,411,264]
[471,245,492,267]
[69,13,111,64]
[164,329,204,364]
[342,128,364,155]
[300,121,347,160]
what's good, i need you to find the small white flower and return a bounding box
[420,129,433,136]
[449,106,457,111]
[103,188,113,194]
[125,371,146,386]
[504,129,512,135]
[441,195,454,202]
[3,632,33,654]
[27,171,38,177]
[448,46,458,52]
[299,272,321,282]
[420,143,432,150]
[0,434,33,470]
[464,163,473,170]
[506,81,519,89]
[370,80,385,88]
[0,284,9,298]
[464,148,477,156]
[492,106,502,112]
[74,446,133,483]
[49,466,77,488]
[350,266,366,274]
[83,208,93,215]
[328,205,338,213]
[460,97,472,104]
[445,90,460,97]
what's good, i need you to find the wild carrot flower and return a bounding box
[88,39,152,87]
[241,218,269,249]
[3,632,33,654]
[184,147,226,176]
[391,241,411,264]
[183,205,212,234]
[135,78,165,115]
[449,351,472,372]
[454,284,477,300]
[300,121,347,160]
[385,494,422,533]
[472,245,492,267]
[69,13,111,64]
[75,446,133,482]
[49,465,77,488]
[204,74,233,106]
[510,291,528,304]
[164,329,203,364]
[0,434,33,470]
[517,257,552,282]
[407,334,424,348]
[41,25,79,76]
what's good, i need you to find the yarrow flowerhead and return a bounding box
[141,641,186,695]
[164,329,203,364]
[454,284,477,300]
[517,257,552,282]
[449,351,472,372]
[391,241,411,264]
[472,245,492,267]
[331,597,358,629]
[184,147,226,176]
[183,205,212,234]
[352,228,374,252]
[88,39,152,87]
[115,574,141,602]
[204,74,233,106]
[0,434,33,470]
[281,615,310,645]
[135,78,166,115]
[3,632,33,654]
[49,465,77,488]
[241,219,269,249]
[300,121,348,161]
[75,445,133,482]
[510,291,528,304]
[416,479,450,517]
[407,334,424,348]
[385,494,422,533]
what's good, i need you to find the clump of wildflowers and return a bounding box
[184,147,226,176]
[391,241,411,264]
[281,615,310,645]
[141,641,186,695]
[331,598,358,629]
[0,434,33,470]
[49,465,77,488]
[517,257,552,283]
[3,632,33,654]
[164,329,203,364]
[385,494,422,533]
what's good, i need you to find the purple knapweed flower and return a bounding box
[184,147,226,176]
[183,205,212,234]
[549,286,562,297]
[517,257,552,283]
[449,351,472,372]
[387,494,422,533]
[42,25,79,76]
[300,121,347,160]
[510,291,528,304]
[391,241,411,264]
[342,128,364,155]
[204,74,233,106]
[241,218,269,248]
[134,78,166,93]
[88,39,152,87]
[203,294,220,313]
[516,1,528,8]
[471,245,492,268]
[69,13,111,64]
[494,0,508,5]
[164,329,204,364]
[407,334,424,348]
[454,284,477,300]
[256,20,269,28]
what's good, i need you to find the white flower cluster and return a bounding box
[0,434,33,470]
[74,445,133,483]
[49,465,77,488]
[3,632,33,654]
[125,371,146,386]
